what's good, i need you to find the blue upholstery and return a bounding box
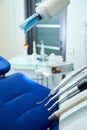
[0,56,58,130]
[0,56,10,76]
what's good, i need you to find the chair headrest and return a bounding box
[0,56,11,76]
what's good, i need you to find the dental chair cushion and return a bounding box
[0,56,10,75]
[0,73,58,130]
[50,122,59,130]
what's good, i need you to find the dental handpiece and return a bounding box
[37,66,87,104]
[48,92,87,121]
[45,72,87,107]
[51,66,87,95]
[47,79,87,111]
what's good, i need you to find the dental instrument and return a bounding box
[47,79,87,111]
[20,0,70,32]
[37,66,87,104]
[45,71,87,107]
[48,92,87,121]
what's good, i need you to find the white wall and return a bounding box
[0,0,25,60]
[66,0,87,69]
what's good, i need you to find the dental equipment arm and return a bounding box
[48,92,87,121]
[20,0,70,32]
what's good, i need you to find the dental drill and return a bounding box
[20,0,70,32]
[47,78,87,111]
[37,66,87,104]
[48,92,87,121]
[45,71,87,108]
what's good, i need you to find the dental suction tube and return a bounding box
[36,0,70,19]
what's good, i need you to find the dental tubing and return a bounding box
[48,93,87,121]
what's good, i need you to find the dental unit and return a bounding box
[19,0,87,127]
[20,0,70,32]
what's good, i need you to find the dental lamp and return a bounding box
[20,0,70,32]
[36,0,70,19]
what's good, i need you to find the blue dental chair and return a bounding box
[0,56,59,130]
